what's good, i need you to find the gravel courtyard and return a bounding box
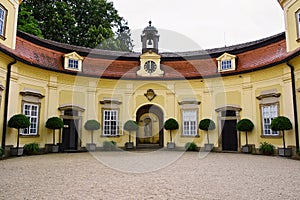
[1,151,300,200]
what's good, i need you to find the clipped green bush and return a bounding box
[103,141,116,150]
[185,142,198,151]
[271,116,292,149]
[199,119,216,144]
[259,142,275,155]
[45,117,64,145]
[164,118,179,143]
[24,143,39,155]
[236,119,254,146]
[124,120,139,143]
[8,114,31,150]
[0,147,3,157]
[84,120,100,144]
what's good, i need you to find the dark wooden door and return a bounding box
[221,120,238,151]
[62,119,78,150]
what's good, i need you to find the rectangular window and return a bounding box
[182,110,197,136]
[21,103,39,135]
[297,10,300,39]
[103,110,120,136]
[0,5,7,37]
[261,104,279,136]
[68,59,79,69]
[221,60,232,70]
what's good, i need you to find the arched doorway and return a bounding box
[136,104,164,148]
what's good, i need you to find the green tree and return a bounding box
[236,119,254,146]
[164,118,179,143]
[45,117,64,145]
[18,0,133,51]
[199,119,216,144]
[8,114,31,151]
[124,120,139,143]
[84,120,100,144]
[271,116,293,149]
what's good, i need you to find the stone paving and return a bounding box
[1,151,300,199]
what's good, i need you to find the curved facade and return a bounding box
[1,0,300,153]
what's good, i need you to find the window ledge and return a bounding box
[20,135,40,138]
[0,35,6,40]
[101,135,121,138]
[181,135,200,138]
[260,135,282,138]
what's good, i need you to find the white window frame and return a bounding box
[0,5,7,38]
[68,59,79,69]
[221,60,232,70]
[182,109,198,136]
[296,10,300,39]
[102,109,121,136]
[21,103,39,136]
[261,103,279,136]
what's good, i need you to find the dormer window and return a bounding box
[64,52,83,72]
[217,53,237,72]
[0,4,7,39]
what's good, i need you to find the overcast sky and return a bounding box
[111,0,285,52]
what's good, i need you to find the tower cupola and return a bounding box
[141,21,160,54]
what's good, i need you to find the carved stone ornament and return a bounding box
[144,89,156,101]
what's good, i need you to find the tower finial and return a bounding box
[149,20,152,26]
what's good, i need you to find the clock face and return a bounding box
[144,61,157,73]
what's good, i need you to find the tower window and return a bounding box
[0,5,7,38]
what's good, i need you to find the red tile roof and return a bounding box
[0,31,298,80]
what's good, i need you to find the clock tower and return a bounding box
[137,21,164,77]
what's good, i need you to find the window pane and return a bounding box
[103,110,119,136]
[0,7,5,36]
[182,110,197,136]
[261,104,279,136]
[22,103,39,135]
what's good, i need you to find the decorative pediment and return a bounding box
[216,52,236,61]
[63,52,83,60]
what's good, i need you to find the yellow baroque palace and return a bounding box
[1,0,300,153]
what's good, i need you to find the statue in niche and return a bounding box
[144,117,152,138]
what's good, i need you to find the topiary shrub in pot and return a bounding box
[124,120,139,149]
[0,147,4,158]
[84,120,100,151]
[271,116,293,157]
[199,119,215,151]
[164,118,179,149]
[8,114,31,156]
[45,117,64,153]
[236,118,254,153]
